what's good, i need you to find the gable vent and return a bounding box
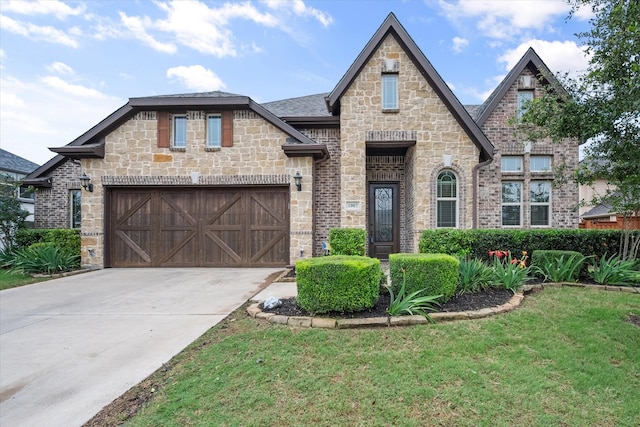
[382,58,399,72]
[519,75,534,89]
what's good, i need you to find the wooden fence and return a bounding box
[579,215,640,230]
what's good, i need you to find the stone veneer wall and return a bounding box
[34,159,81,229]
[339,34,480,251]
[81,109,313,268]
[478,68,579,229]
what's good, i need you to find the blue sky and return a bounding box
[0,0,592,165]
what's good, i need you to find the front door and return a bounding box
[368,183,399,259]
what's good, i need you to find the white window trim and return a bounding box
[501,156,523,173]
[172,115,187,148]
[530,181,551,227]
[530,155,552,173]
[436,170,458,228]
[502,181,522,227]
[382,73,398,110]
[206,114,222,148]
[517,91,534,120]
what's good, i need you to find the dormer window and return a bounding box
[382,73,398,111]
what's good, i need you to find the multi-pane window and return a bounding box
[501,156,522,172]
[517,91,534,120]
[382,74,398,110]
[530,181,551,226]
[172,115,187,148]
[502,181,522,226]
[437,171,457,228]
[207,114,222,148]
[530,156,551,172]
[70,190,81,229]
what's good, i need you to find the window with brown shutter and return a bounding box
[157,111,170,148]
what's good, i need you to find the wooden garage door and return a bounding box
[108,187,289,267]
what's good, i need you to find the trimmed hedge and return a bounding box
[295,255,381,314]
[531,250,586,281]
[419,229,621,262]
[329,228,367,256]
[389,253,459,303]
[15,228,80,256]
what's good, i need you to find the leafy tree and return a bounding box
[518,0,640,259]
[0,175,29,250]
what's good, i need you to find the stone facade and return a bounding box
[34,159,81,229]
[477,68,579,229]
[79,109,312,268]
[339,35,481,251]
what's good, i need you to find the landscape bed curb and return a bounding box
[247,282,639,329]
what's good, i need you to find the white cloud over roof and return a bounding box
[0,14,79,47]
[1,0,86,20]
[166,65,226,92]
[499,39,590,76]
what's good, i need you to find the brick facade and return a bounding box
[477,68,579,229]
[34,159,81,229]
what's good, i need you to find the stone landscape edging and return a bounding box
[247,282,640,329]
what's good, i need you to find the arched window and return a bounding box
[437,171,458,228]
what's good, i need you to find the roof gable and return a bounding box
[26,91,327,184]
[326,13,493,161]
[475,47,560,127]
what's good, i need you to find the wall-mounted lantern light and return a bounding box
[293,171,302,191]
[79,173,93,192]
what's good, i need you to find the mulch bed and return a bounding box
[261,287,515,318]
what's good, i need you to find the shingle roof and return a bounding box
[582,203,614,218]
[0,148,40,174]
[262,93,331,117]
[464,105,482,121]
[134,90,244,99]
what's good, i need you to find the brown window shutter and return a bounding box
[157,111,170,148]
[222,111,233,147]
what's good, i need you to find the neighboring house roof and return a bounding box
[325,12,494,161]
[0,148,39,175]
[582,203,614,219]
[475,47,559,127]
[25,91,328,187]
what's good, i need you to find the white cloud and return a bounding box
[118,12,177,54]
[0,14,79,47]
[438,0,571,39]
[40,76,113,99]
[0,75,124,164]
[1,0,86,20]
[498,39,590,76]
[261,0,333,27]
[452,36,468,53]
[166,65,226,92]
[46,62,74,75]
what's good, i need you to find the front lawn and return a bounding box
[94,287,639,427]
[0,268,46,291]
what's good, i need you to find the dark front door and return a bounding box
[368,183,399,259]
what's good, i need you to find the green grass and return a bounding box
[116,287,639,427]
[0,268,46,290]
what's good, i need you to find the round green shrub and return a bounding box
[389,253,459,302]
[295,255,381,314]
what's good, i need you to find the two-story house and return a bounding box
[25,13,579,269]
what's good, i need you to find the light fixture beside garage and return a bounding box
[79,173,93,192]
[293,171,302,191]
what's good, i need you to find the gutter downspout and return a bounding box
[472,153,494,229]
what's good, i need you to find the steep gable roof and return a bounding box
[26,91,327,186]
[326,12,493,161]
[0,148,39,175]
[475,47,559,127]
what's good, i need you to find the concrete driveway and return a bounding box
[0,267,281,427]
